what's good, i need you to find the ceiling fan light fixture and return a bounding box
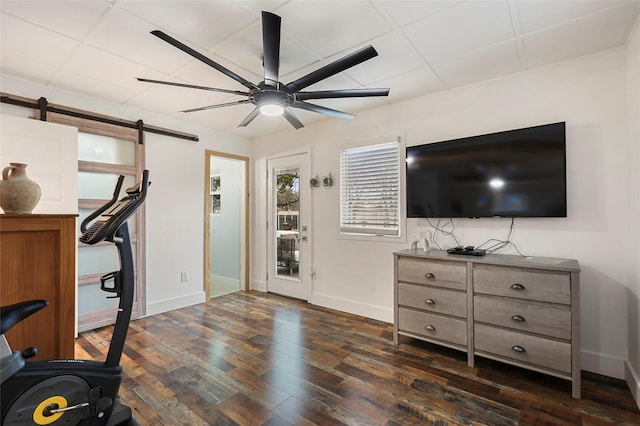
[260,103,285,116]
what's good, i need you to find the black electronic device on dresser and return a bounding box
[447,245,486,256]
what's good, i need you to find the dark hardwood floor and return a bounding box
[75,291,640,425]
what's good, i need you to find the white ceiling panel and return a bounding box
[344,32,425,85]
[433,41,521,88]
[515,0,634,35]
[55,45,166,95]
[0,0,110,40]
[523,2,640,68]
[1,1,638,138]
[0,13,80,69]
[378,0,461,27]
[377,66,448,103]
[403,0,514,64]
[53,69,140,105]
[0,53,60,85]
[116,0,258,50]
[87,7,193,74]
[276,1,392,58]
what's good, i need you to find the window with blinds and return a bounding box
[340,140,401,237]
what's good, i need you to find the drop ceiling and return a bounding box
[1,0,639,138]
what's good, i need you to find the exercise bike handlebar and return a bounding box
[80,170,150,245]
[80,175,125,234]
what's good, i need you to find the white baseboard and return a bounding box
[145,291,205,317]
[211,274,239,288]
[625,361,640,410]
[252,279,267,292]
[310,292,393,323]
[581,349,626,379]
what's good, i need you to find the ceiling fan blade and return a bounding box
[283,108,304,129]
[137,78,250,96]
[285,45,378,93]
[151,30,259,91]
[291,101,355,120]
[262,11,281,87]
[295,88,390,100]
[181,99,251,113]
[238,107,261,127]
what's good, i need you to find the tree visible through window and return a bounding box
[339,140,401,237]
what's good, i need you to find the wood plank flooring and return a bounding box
[75,291,640,425]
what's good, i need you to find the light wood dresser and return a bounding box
[393,249,581,398]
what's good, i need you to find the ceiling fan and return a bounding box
[137,11,390,129]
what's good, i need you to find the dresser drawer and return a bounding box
[397,257,466,290]
[473,267,570,304]
[474,296,570,340]
[474,324,571,373]
[399,308,467,346]
[398,283,467,318]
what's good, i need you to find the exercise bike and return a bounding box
[1,170,150,425]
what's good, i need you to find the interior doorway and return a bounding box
[204,151,249,299]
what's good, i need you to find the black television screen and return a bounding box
[406,122,567,218]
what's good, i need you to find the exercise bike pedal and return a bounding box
[21,346,37,359]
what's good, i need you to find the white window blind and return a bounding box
[340,141,401,236]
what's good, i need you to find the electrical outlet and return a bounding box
[180,272,188,282]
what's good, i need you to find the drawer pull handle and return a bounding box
[510,283,526,291]
[425,325,436,331]
[511,345,526,353]
[511,314,526,322]
[425,272,436,280]
[425,298,436,305]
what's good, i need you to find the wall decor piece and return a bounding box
[0,163,41,214]
[210,174,221,214]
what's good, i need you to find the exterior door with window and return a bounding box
[267,153,310,300]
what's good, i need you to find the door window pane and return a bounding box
[78,133,136,166]
[274,167,300,278]
[78,172,136,200]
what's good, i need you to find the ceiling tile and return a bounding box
[211,18,319,82]
[377,0,461,27]
[0,13,80,69]
[55,45,166,94]
[116,0,258,50]
[344,31,426,85]
[523,3,640,68]
[86,7,192,74]
[0,53,59,84]
[515,0,636,35]
[0,0,110,40]
[377,66,448,103]
[124,83,232,118]
[276,1,393,58]
[433,41,521,88]
[403,0,514,64]
[53,69,139,104]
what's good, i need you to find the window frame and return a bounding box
[338,137,406,243]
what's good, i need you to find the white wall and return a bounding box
[0,74,252,317]
[252,47,634,379]
[625,20,640,407]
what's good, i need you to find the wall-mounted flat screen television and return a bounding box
[406,122,567,218]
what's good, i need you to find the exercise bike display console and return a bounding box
[0,171,149,426]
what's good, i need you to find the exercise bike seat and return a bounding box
[0,300,48,335]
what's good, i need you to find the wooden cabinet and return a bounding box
[0,214,77,360]
[394,249,581,398]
